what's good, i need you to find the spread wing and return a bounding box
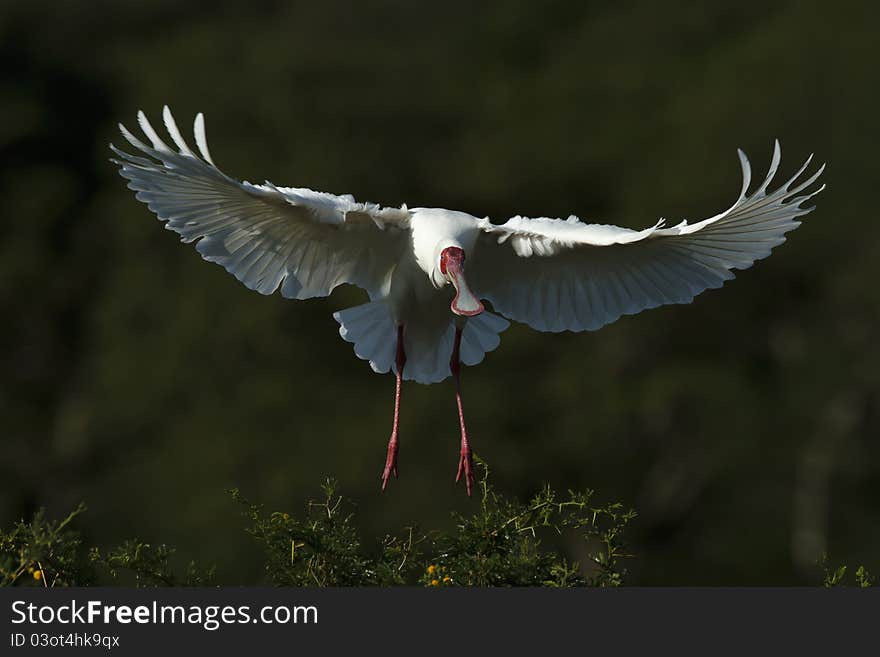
[112,107,411,300]
[470,142,824,332]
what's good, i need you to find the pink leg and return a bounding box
[451,327,476,496]
[381,325,406,491]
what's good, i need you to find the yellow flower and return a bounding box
[281,513,290,520]
[33,570,42,581]
[430,579,439,586]
[442,576,451,583]
[426,565,437,575]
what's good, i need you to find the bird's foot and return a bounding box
[455,447,476,497]
[381,438,399,491]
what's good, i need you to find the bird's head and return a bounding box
[440,246,484,317]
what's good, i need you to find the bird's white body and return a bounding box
[112,107,824,493]
[358,207,505,383]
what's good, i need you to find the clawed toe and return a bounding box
[381,439,399,492]
[381,463,398,491]
[455,449,476,496]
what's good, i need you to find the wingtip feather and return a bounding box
[118,122,149,151]
[193,112,215,165]
[755,139,782,195]
[736,148,752,201]
[162,105,195,156]
[137,110,171,152]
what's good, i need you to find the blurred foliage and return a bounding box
[819,555,874,588]
[3,468,634,587]
[1,0,878,585]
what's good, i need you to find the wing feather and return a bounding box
[112,107,411,299]
[472,142,824,332]
[193,113,216,165]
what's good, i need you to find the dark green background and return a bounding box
[2,0,877,584]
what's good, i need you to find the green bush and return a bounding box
[0,504,93,587]
[3,462,872,588]
[235,460,635,587]
[0,462,635,587]
[819,555,875,588]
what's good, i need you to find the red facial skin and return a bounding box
[439,246,463,275]
[440,247,484,317]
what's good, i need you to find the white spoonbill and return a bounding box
[112,107,825,496]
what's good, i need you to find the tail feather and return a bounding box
[333,301,509,384]
[333,302,397,374]
[459,311,509,366]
